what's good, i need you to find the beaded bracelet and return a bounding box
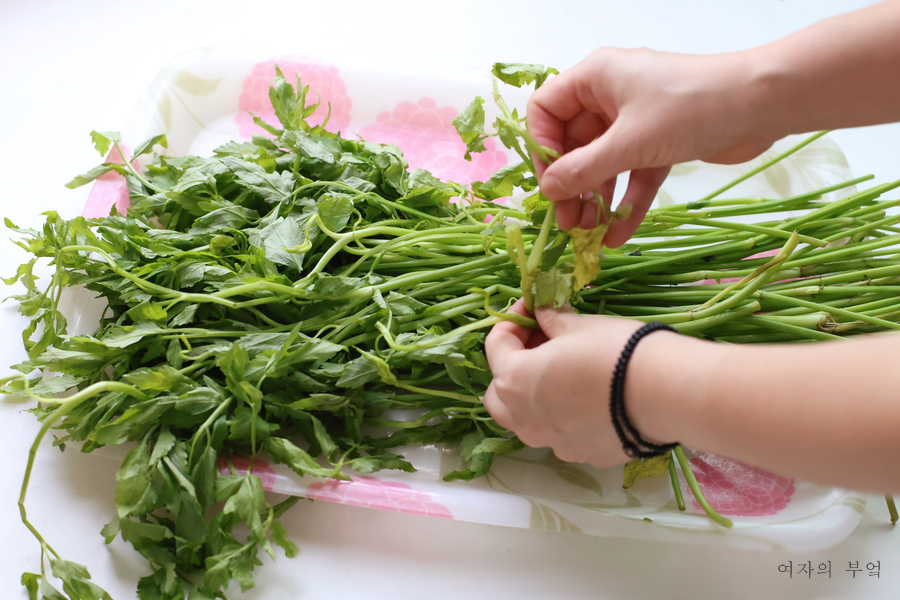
[609,322,680,459]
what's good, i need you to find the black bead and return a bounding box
[609,322,680,459]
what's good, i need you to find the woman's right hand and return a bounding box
[527,47,780,246]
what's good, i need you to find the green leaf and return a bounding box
[491,63,558,88]
[132,134,168,159]
[522,192,549,224]
[280,129,339,164]
[317,194,354,232]
[51,558,114,600]
[37,577,68,600]
[21,573,39,600]
[270,520,299,558]
[264,437,344,479]
[452,97,487,160]
[124,365,190,392]
[335,356,379,388]
[126,301,169,325]
[137,565,184,600]
[90,130,121,157]
[65,164,116,189]
[222,157,295,204]
[190,204,260,233]
[116,441,152,515]
[471,162,529,200]
[224,473,266,524]
[358,350,397,386]
[350,451,415,474]
[27,374,82,396]
[268,65,319,131]
[252,216,309,271]
[192,446,218,509]
[622,454,671,489]
[444,430,496,481]
[149,427,177,465]
[531,266,573,308]
[469,436,524,456]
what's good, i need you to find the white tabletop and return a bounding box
[2,1,899,598]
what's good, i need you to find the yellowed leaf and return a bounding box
[622,454,670,489]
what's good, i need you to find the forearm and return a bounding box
[632,332,900,493]
[747,0,900,139]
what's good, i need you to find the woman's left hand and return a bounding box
[483,299,696,466]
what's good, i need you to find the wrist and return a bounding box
[729,46,794,143]
[623,331,720,451]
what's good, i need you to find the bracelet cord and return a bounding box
[610,322,681,459]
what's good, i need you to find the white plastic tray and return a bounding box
[74,47,866,552]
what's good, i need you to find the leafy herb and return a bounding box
[6,61,900,599]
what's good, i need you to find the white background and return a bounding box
[2,1,899,599]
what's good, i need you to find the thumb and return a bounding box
[534,304,582,339]
[539,121,636,202]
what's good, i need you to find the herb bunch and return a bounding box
[4,63,899,599]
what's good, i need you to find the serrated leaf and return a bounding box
[532,266,573,308]
[90,131,121,157]
[452,97,487,160]
[492,63,558,88]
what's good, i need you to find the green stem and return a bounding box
[668,452,685,511]
[692,131,828,204]
[12,379,150,561]
[673,446,733,528]
[887,495,898,525]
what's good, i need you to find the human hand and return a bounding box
[483,299,696,467]
[528,47,778,246]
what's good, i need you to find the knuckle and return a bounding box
[563,157,591,193]
[493,374,519,403]
[588,47,614,65]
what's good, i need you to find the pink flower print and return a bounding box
[358,97,508,185]
[305,475,453,519]
[237,58,352,139]
[683,451,795,516]
[218,455,278,493]
[82,145,135,218]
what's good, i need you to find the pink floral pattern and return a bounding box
[684,451,795,516]
[237,58,352,139]
[306,475,453,519]
[219,455,278,492]
[359,97,508,184]
[82,145,134,218]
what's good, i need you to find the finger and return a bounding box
[534,303,582,339]
[554,197,583,230]
[527,60,609,179]
[578,196,600,230]
[553,445,589,465]
[598,177,617,209]
[524,327,549,349]
[484,299,531,370]
[562,109,609,152]
[482,381,515,430]
[605,166,671,248]
[540,121,635,201]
